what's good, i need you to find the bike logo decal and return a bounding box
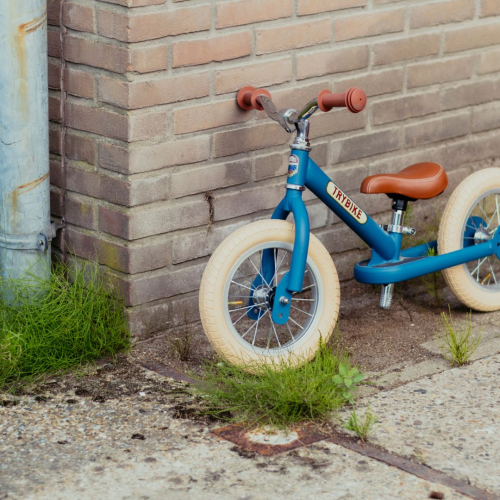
[326,181,367,224]
[288,155,299,177]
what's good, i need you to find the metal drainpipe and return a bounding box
[0,1,55,297]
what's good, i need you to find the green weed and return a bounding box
[197,340,364,428]
[438,308,481,366]
[343,407,378,442]
[0,262,130,389]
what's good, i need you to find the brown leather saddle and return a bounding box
[360,162,448,200]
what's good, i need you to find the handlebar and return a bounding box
[236,86,366,113]
[236,86,367,132]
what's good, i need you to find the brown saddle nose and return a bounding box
[360,162,448,200]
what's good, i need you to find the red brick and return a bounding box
[407,56,474,88]
[473,103,500,133]
[65,196,96,230]
[216,0,293,29]
[63,3,95,33]
[297,0,366,16]
[65,68,94,99]
[442,79,500,111]
[215,58,293,95]
[49,95,61,123]
[173,32,252,68]
[65,102,167,142]
[126,262,206,306]
[99,136,211,174]
[371,91,441,126]
[444,23,500,53]
[174,99,250,134]
[215,184,283,221]
[172,159,252,198]
[410,0,474,29]
[48,62,61,90]
[130,45,168,74]
[333,68,404,96]
[330,129,400,163]
[48,0,61,26]
[99,72,210,110]
[66,134,96,164]
[481,0,500,17]
[297,45,369,80]
[213,122,289,158]
[477,48,500,75]
[100,0,166,6]
[309,109,366,140]
[335,9,405,41]
[64,36,129,74]
[404,113,470,148]
[47,30,61,58]
[373,34,440,65]
[256,19,331,55]
[99,200,209,240]
[97,5,210,42]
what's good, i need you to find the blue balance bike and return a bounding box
[199,86,500,369]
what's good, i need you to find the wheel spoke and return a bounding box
[293,284,315,294]
[487,257,498,285]
[269,317,281,348]
[228,304,255,313]
[248,256,270,287]
[291,304,313,317]
[292,298,314,302]
[286,321,295,342]
[270,251,287,287]
[231,280,254,292]
[288,316,304,330]
[252,309,269,346]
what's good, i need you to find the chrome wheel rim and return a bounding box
[461,190,500,291]
[222,241,324,356]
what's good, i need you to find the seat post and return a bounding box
[379,198,409,309]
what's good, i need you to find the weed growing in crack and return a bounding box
[197,339,364,428]
[169,316,196,362]
[0,262,130,389]
[343,407,378,442]
[438,308,481,366]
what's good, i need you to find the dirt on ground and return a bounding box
[6,276,471,424]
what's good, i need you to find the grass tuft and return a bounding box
[197,340,363,428]
[0,262,130,389]
[438,308,481,366]
[343,407,378,442]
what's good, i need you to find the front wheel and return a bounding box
[199,220,340,369]
[438,167,500,311]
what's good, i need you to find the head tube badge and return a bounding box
[288,155,299,178]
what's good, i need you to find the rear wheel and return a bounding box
[438,168,500,311]
[199,220,340,369]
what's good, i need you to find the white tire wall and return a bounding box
[199,220,340,369]
[438,168,500,311]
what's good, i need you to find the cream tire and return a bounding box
[438,167,500,311]
[199,220,340,369]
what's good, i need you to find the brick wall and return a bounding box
[47,0,500,338]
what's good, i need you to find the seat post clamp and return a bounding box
[379,224,416,235]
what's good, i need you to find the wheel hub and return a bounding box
[474,227,493,245]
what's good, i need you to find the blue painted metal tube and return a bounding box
[0,1,51,296]
[401,241,437,258]
[305,159,397,262]
[354,237,499,285]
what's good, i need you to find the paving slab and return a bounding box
[344,354,500,495]
[0,394,469,500]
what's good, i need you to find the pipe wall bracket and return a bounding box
[0,222,57,253]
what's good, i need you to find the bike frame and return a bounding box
[263,148,500,325]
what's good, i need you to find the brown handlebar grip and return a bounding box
[236,86,272,111]
[318,87,367,113]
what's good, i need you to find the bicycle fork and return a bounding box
[250,149,312,325]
